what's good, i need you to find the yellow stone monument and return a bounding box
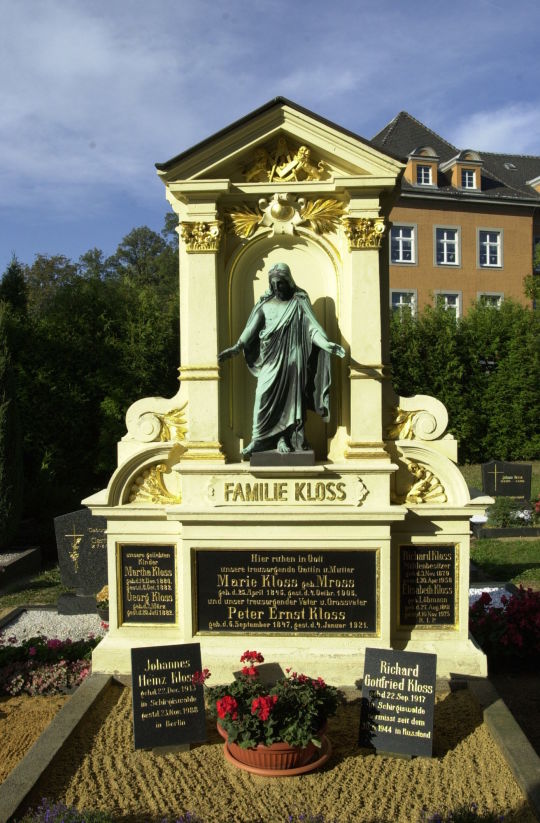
[87,99,490,681]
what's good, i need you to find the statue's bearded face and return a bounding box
[270,275,293,301]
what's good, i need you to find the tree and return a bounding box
[0,256,27,315]
[0,301,23,549]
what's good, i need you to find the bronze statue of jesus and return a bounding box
[219,263,345,459]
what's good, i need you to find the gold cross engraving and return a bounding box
[66,526,83,573]
[487,465,503,491]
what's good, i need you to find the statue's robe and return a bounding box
[238,290,332,447]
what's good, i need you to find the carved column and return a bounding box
[167,182,230,461]
[341,211,390,461]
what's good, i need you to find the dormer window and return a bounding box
[417,165,432,185]
[405,146,439,188]
[440,150,482,192]
[461,168,476,189]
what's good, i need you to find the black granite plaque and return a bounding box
[54,509,107,596]
[359,648,436,757]
[399,545,456,627]
[120,545,176,624]
[131,643,206,750]
[195,548,378,634]
[482,460,532,500]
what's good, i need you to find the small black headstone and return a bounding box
[359,648,437,758]
[481,460,532,501]
[54,509,107,598]
[131,643,207,750]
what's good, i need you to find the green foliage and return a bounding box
[391,300,540,462]
[0,300,23,549]
[0,256,27,315]
[9,218,179,523]
[205,650,339,749]
[486,497,527,528]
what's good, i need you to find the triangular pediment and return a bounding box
[156,98,403,186]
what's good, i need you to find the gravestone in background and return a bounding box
[54,509,107,613]
[481,460,532,501]
[359,648,436,758]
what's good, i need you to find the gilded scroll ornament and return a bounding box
[227,195,344,239]
[387,408,418,440]
[180,221,223,253]
[243,138,327,183]
[128,464,182,505]
[157,404,188,442]
[396,462,447,505]
[342,217,386,250]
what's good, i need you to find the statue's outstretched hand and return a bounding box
[331,343,346,358]
[218,342,242,362]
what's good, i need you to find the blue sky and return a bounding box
[1,0,540,272]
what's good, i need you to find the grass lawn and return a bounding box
[0,564,69,611]
[470,537,540,587]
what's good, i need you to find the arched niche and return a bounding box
[218,230,342,460]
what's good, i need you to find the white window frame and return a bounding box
[434,290,462,318]
[390,289,417,316]
[477,292,504,308]
[416,164,432,185]
[390,224,417,265]
[478,228,503,268]
[461,168,476,189]
[434,226,460,266]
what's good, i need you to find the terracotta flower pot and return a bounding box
[218,723,332,776]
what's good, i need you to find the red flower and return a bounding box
[46,639,62,650]
[216,695,238,720]
[251,695,278,720]
[28,646,37,657]
[241,665,258,677]
[240,650,264,664]
[192,668,211,686]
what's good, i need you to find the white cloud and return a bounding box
[0,0,539,228]
[447,105,540,155]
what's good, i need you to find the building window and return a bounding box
[390,225,416,264]
[390,289,416,315]
[478,230,502,267]
[416,164,432,185]
[435,227,459,265]
[478,292,503,308]
[461,168,476,189]
[435,291,462,318]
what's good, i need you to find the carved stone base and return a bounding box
[250,449,315,467]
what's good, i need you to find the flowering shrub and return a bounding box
[202,650,340,750]
[0,632,101,695]
[96,585,109,610]
[421,802,504,821]
[469,586,540,668]
[15,798,115,823]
